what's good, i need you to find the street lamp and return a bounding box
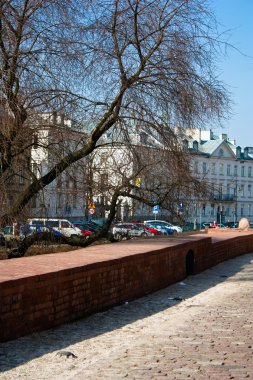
[219,204,222,225]
[199,203,202,230]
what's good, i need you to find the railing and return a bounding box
[209,194,234,202]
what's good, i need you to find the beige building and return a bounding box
[184,129,253,225]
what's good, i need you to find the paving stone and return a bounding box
[0,253,253,379]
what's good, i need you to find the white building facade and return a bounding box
[185,129,253,226]
[29,119,253,226]
[30,112,87,220]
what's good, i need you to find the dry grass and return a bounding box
[0,244,78,260]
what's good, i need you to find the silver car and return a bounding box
[112,223,153,238]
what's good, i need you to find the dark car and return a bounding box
[0,225,22,241]
[20,224,64,241]
[0,233,5,246]
[224,222,239,229]
[201,222,214,229]
[72,220,102,234]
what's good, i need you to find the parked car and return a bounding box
[216,223,228,229]
[145,223,174,235]
[0,225,20,241]
[224,221,239,229]
[112,223,152,239]
[71,223,92,238]
[21,224,64,241]
[131,222,160,235]
[72,220,102,234]
[201,222,213,229]
[28,218,82,237]
[0,233,5,246]
[110,224,130,241]
[0,224,64,244]
[144,220,183,233]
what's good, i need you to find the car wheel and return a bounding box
[70,234,79,238]
[141,232,148,237]
[114,232,122,241]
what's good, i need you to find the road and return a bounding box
[1,253,253,379]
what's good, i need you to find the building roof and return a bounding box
[199,139,224,155]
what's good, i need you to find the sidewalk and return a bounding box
[1,252,253,379]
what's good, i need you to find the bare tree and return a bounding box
[89,138,208,223]
[0,0,229,228]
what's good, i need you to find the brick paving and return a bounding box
[1,251,253,379]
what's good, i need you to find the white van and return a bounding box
[28,219,82,237]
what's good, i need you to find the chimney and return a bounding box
[220,133,227,140]
[244,147,249,159]
[193,140,198,151]
[236,146,241,158]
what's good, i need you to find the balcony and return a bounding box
[210,194,234,202]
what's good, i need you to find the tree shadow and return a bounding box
[1,252,253,372]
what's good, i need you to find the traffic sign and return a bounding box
[88,201,96,209]
[152,205,160,212]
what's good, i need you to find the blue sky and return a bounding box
[210,0,253,147]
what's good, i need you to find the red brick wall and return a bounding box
[1,233,253,342]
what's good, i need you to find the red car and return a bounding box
[74,224,92,238]
[131,222,160,235]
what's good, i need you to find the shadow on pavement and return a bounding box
[1,252,253,372]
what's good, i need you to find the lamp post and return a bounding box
[199,203,202,230]
[219,204,222,225]
[232,176,238,224]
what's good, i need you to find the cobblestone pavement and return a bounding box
[1,253,253,380]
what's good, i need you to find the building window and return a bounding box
[241,205,244,216]
[248,204,251,216]
[57,175,62,187]
[248,184,252,197]
[219,149,224,157]
[57,193,62,210]
[211,163,216,175]
[194,161,199,174]
[31,194,37,208]
[219,163,224,175]
[210,204,214,216]
[19,167,25,184]
[227,164,231,176]
[248,166,252,177]
[72,193,77,208]
[241,166,245,177]
[31,162,38,177]
[33,133,38,149]
[240,184,245,197]
[234,165,237,176]
[101,173,109,191]
[202,162,207,174]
